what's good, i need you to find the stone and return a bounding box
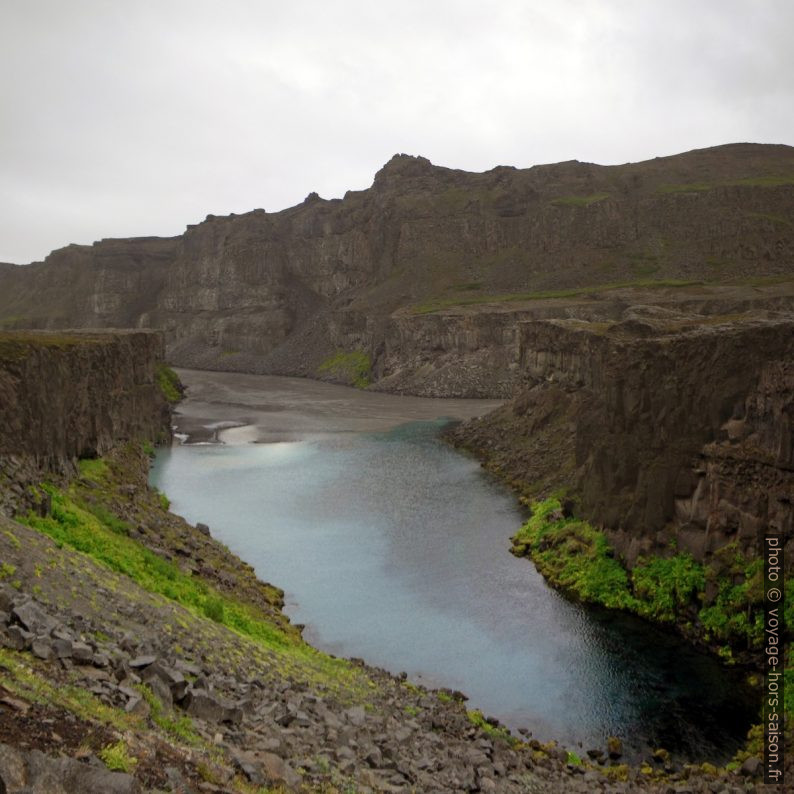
[196,522,211,536]
[31,637,54,661]
[11,601,57,635]
[128,655,157,669]
[4,625,32,651]
[52,638,73,659]
[71,642,94,663]
[147,661,188,701]
[183,689,240,724]
[345,705,366,727]
[260,752,302,790]
[232,753,266,785]
[739,756,762,777]
[607,735,623,759]
[143,672,173,710]
[64,764,142,793]
[124,696,150,718]
[0,743,26,791]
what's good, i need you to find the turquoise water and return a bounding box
[151,420,756,762]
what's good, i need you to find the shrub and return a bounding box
[99,740,137,772]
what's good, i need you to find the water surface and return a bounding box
[151,371,756,763]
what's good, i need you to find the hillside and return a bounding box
[0,143,793,391]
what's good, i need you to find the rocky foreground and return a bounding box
[0,445,780,794]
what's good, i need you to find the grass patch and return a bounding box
[657,182,713,194]
[77,458,109,483]
[317,350,371,388]
[550,193,609,207]
[513,499,785,677]
[0,648,140,733]
[21,485,290,651]
[156,364,182,404]
[699,546,765,648]
[631,554,705,622]
[0,332,106,364]
[82,502,131,536]
[99,740,138,772]
[512,499,637,611]
[154,488,170,510]
[466,709,517,745]
[745,211,792,226]
[657,175,794,194]
[135,683,201,744]
[730,174,794,187]
[411,279,703,314]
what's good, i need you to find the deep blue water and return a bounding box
[151,420,756,762]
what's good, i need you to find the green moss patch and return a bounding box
[411,279,703,314]
[513,499,780,656]
[156,364,182,404]
[21,485,290,651]
[550,193,609,207]
[317,350,371,388]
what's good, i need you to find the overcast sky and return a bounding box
[2,0,793,264]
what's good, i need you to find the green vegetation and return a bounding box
[0,332,104,363]
[156,364,182,403]
[631,554,705,623]
[513,498,781,660]
[731,174,794,187]
[21,485,290,650]
[745,211,792,226]
[0,648,140,733]
[550,193,609,207]
[411,279,702,314]
[78,458,110,482]
[0,562,17,580]
[317,350,371,388]
[466,709,517,745]
[566,751,583,766]
[658,174,794,194]
[512,499,636,610]
[699,546,764,648]
[135,683,201,744]
[99,740,138,772]
[657,182,713,194]
[154,488,171,510]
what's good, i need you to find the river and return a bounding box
[150,369,756,764]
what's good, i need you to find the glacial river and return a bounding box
[150,369,756,764]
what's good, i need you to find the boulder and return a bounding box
[11,601,57,636]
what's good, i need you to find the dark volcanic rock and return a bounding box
[1,144,793,396]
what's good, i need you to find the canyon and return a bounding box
[1,143,792,567]
[0,142,792,790]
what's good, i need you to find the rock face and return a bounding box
[449,312,794,569]
[1,143,793,392]
[0,330,171,475]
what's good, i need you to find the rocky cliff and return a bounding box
[448,311,794,571]
[0,330,171,514]
[1,143,793,393]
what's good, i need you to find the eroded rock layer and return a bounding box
[0,330,170,468]
[1,143,793,394]
[448,313,794,570]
